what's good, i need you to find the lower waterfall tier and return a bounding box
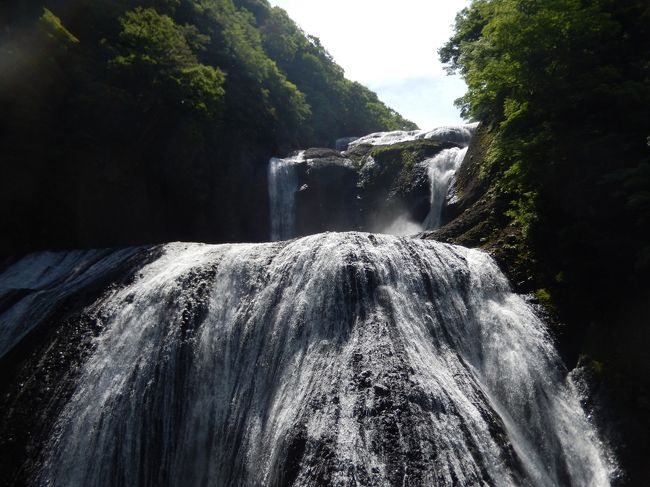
[0,233,613,486]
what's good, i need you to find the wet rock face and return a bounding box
[291,144,436,236]
[335,137,359,151]
[302,148,346,161]
[355,141,458,232]
[0,247,163,486]
[355,155,415,231]
[294,151,360,235]
[402,163,431,221]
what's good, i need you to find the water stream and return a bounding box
[268,151,303,241]
[0,234,613,486]
[422,147,469,230]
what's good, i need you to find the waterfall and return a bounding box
[422,147,468,230]
[268,151,303,241]
[0,233,611,486]
[425,122,479,146]
[346,122,479,149]
[268,124,479,239]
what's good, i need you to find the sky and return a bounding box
[268,0,471,130]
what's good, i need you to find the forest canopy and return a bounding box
[1,0,415,149]
[0,0,416,254]
[441,0,650,288]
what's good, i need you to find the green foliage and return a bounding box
[0,0,416,256]
[578,354,605,375]
[114,8,198,70]
[259,7,417,145]
[2,0,411,160]
[109,7,226,116]
[39,8,79,45]
[178,64,226,114]
[441,0,650,299]
[504,189,537,237]
[534,287,553,308]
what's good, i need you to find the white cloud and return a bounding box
[268,0,470,128]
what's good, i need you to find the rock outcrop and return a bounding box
[271,137,465,239]
[295,149,360,234]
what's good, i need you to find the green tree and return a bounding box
[441,0,650,256]
[0,0,416,257]
[109,7,226,117]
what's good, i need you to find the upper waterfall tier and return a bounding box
[269,124,479,241]
[344,122,479,150]
[0,233,614,486]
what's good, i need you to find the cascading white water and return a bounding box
[268,151,303,241]
[268,124,479,240]
[422,147,469,230]
[17,232,613,487]
[346,122,479,149]
[425,122,479,146]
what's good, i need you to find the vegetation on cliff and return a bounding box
[441,0,649,281]
[0,0,415,255]
[441,0,649,482]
